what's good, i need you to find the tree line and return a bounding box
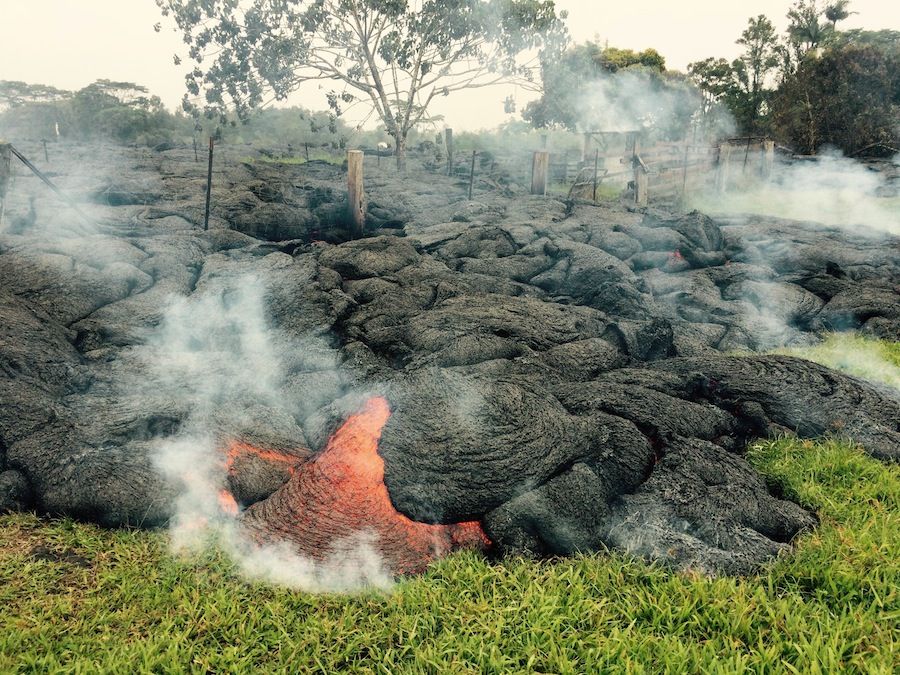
[687,1,899,156]
[0,79,191,146]
[3,1,895,160]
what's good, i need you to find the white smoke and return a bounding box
[572,68,702,138]
[146,271,394,591]
[690,150,900,236]
[777,334,900,392]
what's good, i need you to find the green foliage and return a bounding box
[830,28,900,51]
[688,1,898,156]
[770,42,900,155]
[0,79,194,146]
[776,333,900,389]
[0,81,69,110]
[156,0,566,165]
[596,47,666,73]
[824,0,856,30]
[2,436,897,672]
[230,108,348,147]
[787,0,831,55]
[689,15,780,135]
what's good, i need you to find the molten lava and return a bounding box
[218,489,239,516]
[221,441,302,477]
[240,396,490,575]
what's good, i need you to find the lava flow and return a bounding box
[240,396,491,575]
[217,489,240,516]
[222,441,302,476]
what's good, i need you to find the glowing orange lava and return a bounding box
[221,441,303,476]
[241,396,491,575]
[218,489,240,516]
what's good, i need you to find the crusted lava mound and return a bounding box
[240,396,489,575]
[0,145,898,575]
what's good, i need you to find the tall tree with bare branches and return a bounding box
[156,0,566,168]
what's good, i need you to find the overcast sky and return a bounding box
[1,0,898,131]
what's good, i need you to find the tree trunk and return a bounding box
[395,135,407,171]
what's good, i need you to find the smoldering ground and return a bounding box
[142,270,403,591]
[690,150,900,236]
[1,140,899,582]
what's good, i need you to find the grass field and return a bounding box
[2,434,897,673]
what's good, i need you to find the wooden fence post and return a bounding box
[193,137,198,163]
[716,142,733,193]
[204,137,214,231]
[445,128,453,175]
[0,142,10,227]
[531,150,549,195]
[42,139,49,163]
[632,136,648,207]
[468,150,477,200]
[741,137,753,173]
[305,142,310,162]
[347,150,365,237]
[634,166,649,207]
[592,148,600,201]
[680,144,690,200]
[763,139,775,179]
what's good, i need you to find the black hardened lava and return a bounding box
[1,146,898,573]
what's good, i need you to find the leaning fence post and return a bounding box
[7,144,93,226]
[203,137,214,231]
[468,150,477,200]
[531,150,549,195]
[445,128,454,176]
[347,150,365,237]
[634,166,649,207]
[632,136,648,207]
[0,142,10,226]
[42,139,49,163]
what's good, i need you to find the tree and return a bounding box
[736,15,780,132]
[0,81,70,111]
[156,0,566,168]
[771,43,900,156]
[522,42,699,140]
[0,79,193,145]
[688,15,779,135]
[787,0,828,56]
[824,0,855,31]
[597,47,666,73]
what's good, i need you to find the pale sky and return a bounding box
[1,0,898,131]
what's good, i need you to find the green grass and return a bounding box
[1,438,897,673]
[777,334,900,390]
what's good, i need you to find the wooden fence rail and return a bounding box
[431,136,777,205]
